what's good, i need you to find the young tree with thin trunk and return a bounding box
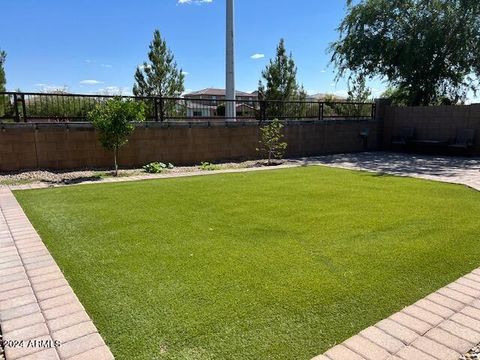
[257,119,288,165]
[0,50,7,118]
[88,98,145,176]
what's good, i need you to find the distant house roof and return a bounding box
[185,101,257,110]
[184,88,255,98]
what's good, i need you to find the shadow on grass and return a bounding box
[58,175,103,185]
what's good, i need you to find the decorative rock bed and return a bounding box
[0,160,297,187]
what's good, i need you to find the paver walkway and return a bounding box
[2,152,480,360]
[0,189,113,360]
[310,152,480,191]
[310,153,480,359]
[313,267,480,360]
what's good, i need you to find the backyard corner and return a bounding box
[7,165,480,360]
[2,0,480,359]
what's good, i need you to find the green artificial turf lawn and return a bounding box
[14,166,480,360]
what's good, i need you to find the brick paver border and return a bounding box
[3,154,480,360]
[0,189,113,360]
[313,268,480,360]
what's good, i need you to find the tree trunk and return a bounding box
[114,147,118,177]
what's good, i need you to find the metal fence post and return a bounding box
[13,93,20,122]
[153,98,159,122]
[159,97,165,122]
[20,94,27,122]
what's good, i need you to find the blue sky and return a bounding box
[0,0,395,98]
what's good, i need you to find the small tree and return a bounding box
[346,76,372,117]
[257,119,287,165]
[133,29,184,98]
[258,39,306,119]
[347,76,371,103]
[0,50,6,92]
[88,98,145,176]
[0,50,6,118]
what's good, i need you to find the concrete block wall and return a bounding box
[382,104,480,154]
[0,120,377,171]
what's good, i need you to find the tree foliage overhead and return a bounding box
[133,30,185,98]
[0,49,6,92]
[331,0,480,106]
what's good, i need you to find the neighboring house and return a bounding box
[186,102,257,118]
[186,104,217,118]
[184,88,257,104]
[184,88,258,118]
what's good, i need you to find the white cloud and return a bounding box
[251,53,265,60]
[182,71,190,76]
[80,80,102,85]
[101,64,113,69]
[320,69,327,73]
[178,0,212,4]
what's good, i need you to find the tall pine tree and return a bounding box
[133,30,184,98]
[258,39,306,118]
[0,50,6,92]
[0,50,7,118]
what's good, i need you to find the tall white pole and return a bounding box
[226,0,236,121]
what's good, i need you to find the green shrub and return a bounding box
[200,162,220,171]
[256,119,287,165]
[88,98,145,176]
[143,162,174,174]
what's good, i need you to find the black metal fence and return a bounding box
[0,92,376,123]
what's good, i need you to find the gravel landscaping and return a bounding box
[461,345,480,360]
[0,160,293,187]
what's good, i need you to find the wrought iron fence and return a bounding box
[0,92,375,123]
